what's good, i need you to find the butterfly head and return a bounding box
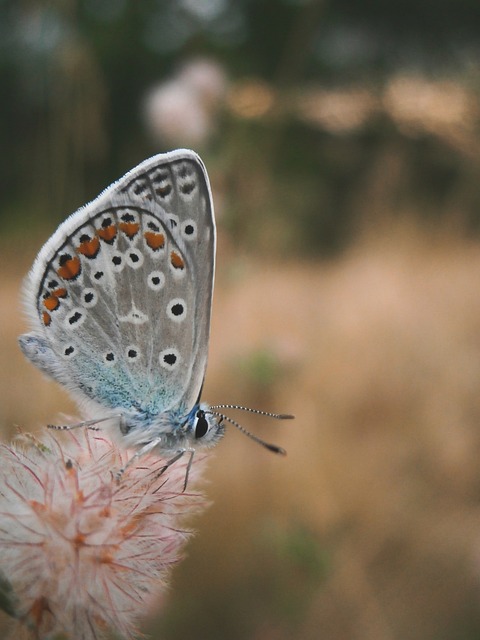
[186,404,225,448]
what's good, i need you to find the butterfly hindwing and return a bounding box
[21,150,215,418]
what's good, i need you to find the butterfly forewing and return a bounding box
[24,150,215,418]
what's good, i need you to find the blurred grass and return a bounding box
[3,221,480,639]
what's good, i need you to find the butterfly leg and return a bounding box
[156,448,195,492]
[115,437,163,482]
[47,415,121,431]
[183,449,195,492]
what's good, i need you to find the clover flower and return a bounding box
[0,430,207,640]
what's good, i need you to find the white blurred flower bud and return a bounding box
[144,58,227,146]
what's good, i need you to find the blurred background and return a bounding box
[2,0,480,638]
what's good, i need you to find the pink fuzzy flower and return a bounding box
[0,430,207,639]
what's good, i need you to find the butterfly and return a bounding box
[18,149,292,480]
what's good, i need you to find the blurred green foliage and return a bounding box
[157,517,330,640]
[0,570,17,619]
[237,347,286,390]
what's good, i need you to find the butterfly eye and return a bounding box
[194,410,209,439]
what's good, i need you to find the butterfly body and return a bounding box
[19,149,225,454]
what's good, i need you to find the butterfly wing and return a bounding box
[20,149,215,418]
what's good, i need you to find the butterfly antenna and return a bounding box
[210,404,294,421]
[206,410,287,455]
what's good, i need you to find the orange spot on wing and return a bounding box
[57,256,81,280]
[42,311,51,326]
[51,287,67,298]
[144,231,165,250]
[156,185,172,197]
[170,250,185,270]
[43,295,60,311]
[77,236,100,258]
[119,222,140,238]
[97,225,117,243]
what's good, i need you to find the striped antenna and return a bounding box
[209,404,294,420]
[206,410,287,455]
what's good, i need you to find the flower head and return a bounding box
[0,430,207,639]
